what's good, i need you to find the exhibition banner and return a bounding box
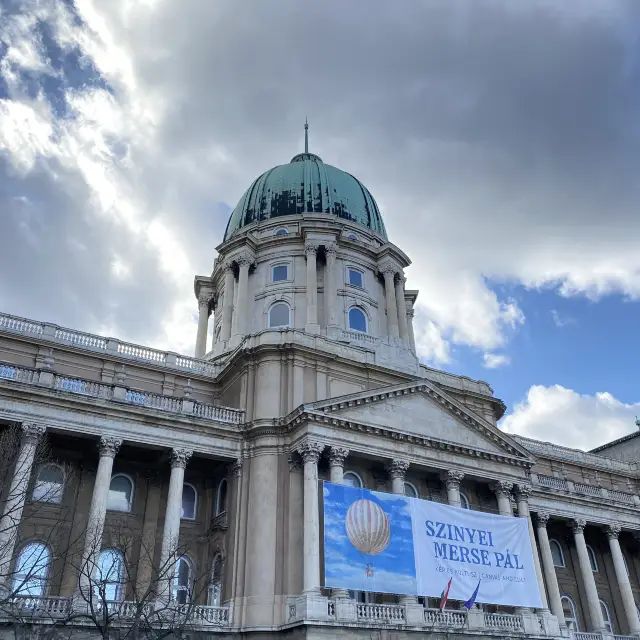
[322,482,542,608]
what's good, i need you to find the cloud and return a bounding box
[483,353,511,369]
[1,0,639,365]
[501,385,640,449]
[550,309,576,328]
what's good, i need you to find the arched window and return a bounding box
[107,474,134,512]
[216,479,228,516]
[274,228,289,236]
[271,263,289,282]
[549,539,565,568]
[96,549,124,602]
[12,542,50,596]
[343,471,363,488]
[208,554,224,607]
[459,492,470,510]
[181,484,197,520]
[600,600,613,633]
[172,556,191,605]
[561,595,579,631]
[268,302,290,328]
[348,307,367,333]
[404,482,418,498]
[33,464,65,503]
[586,545,598,572]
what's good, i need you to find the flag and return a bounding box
[439,577,452,610]
[464,580,481,610]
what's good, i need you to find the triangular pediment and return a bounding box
[306,380,532,461]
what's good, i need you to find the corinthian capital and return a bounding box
[444,470,464,490]
[198,292,213,307]
[387,459,410,480]
[236,254,253,267]
[297,440,324,464]
[606,524,621,540]
[535,511,551,528]
[571,518,587,534]
[98,436,122,458]
[491,480,514,498]
[170,448,193,469]
[328,447,349,468]
[325,243,337,257]
[21,423,46,445]
[304,244,319,256]
[515,483,533,500]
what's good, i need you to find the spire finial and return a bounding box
[304,117,309,154]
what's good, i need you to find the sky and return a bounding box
[1,0,639,450]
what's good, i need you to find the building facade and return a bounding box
[1,135,640,639]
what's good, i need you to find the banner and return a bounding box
[322,482,542,608]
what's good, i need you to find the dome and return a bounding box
[224,126,387,240]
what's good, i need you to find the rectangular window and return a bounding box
[272,264,288,282]
[348,268,363,288]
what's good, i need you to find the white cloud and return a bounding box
[483,353,510,369]
[550,309,576,328]
[501,385,640,449]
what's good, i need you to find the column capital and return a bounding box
[380,265,397,279]
[21,422,46,445]
[304,243,319,256]
[222,261,234,274]
[328,447,349,467]
[236,254,253,267]
[490,480,514,498]
[444,469,465,489]
[288,453,303,472]
[170,448,193,469]
[229,458,243,478]
[197,292,213,308]
[606,524,622,540]
[407,308,415,319]
[570,518,587,534]
[297,440,324,464]
[325,243,337,256]
[515,483,533,500]
[535,511,551,528]
[387,459,409,480]
[98,436,122,458]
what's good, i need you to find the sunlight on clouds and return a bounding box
[483,353,510,369]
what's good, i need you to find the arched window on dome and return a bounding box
[343,472,363,489]
[274,228,289,236]
[33,464,65,503]
[269,302,291,328]
[271,263,289,282]
[561,595,579,631]
[348,307,367,333]
[549,539,565,568]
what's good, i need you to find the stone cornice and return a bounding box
[306,380,533,463]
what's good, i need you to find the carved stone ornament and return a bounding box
[407,308,415,319]
[444,470,465,489]
[98,436,122,458]
[304,244,319,256]
[380,265,397,279]
[229,458,243,478]
[491,480,514,498]
[297,440,324,464]
[287,453,303,472]
[328,447,349,467]
[198,292,213,308]
[535,511,551,528]
[515,483,533,500]
[606,524,622,540]
[235,253,254,268]
[571,518,587,534]
[21,423,46,445]
[387,459,410,480]
[170,448,193,469]
[325,243,337,257]
[222,261,234,274]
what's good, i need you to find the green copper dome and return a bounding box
[224,133,387,240]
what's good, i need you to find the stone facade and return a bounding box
[0,174,639,640]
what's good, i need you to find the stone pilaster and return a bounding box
[220,263,235,343]
[407,308,416,353]
[535,512,565,626]
[382,267,399,338]
[195,292,212,357]
[395,276,409,344]
[606,524,640,635]
[305,245,319,333]
[325,244,338,329]
[233,256,252,339]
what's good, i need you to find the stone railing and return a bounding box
[424,608,466,626]
[0,312,221,378]
[7,595,71,617]
[513,435,639,474]
[0,363,245,426]
[536,474,569,491]
[533,473,637,506]
[484,612,524,632]
[574,483,602,497]
[574,634,604,640]
[340,329,379,346]
[356,603,405,623]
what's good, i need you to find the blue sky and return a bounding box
[1,0,639,450]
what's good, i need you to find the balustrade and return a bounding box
[484,612,524,632]
[340,329,379,346]
[8,595,71,616]
[536,474,569,490]
[356,603,405,623]
[424,609,466,626]
[574,483,602,497]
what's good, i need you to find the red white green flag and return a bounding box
[439,577,452,610]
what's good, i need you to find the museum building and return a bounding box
[1,128,640,639]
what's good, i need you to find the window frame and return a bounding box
[12,542,51,597]
[215,479,228,516]
[32,463,65,504]
[208,553,224,607]
[586,544,599,572]
[181,483,197,521]
[172,555,192,605]
[348,306,368,333]
[95,548,125,602]
[271,262,290,283]
[459,492,471,510]
[549,539,565,568]
[346,266,365,289]
[107,473,135,513]
[274,227,289,236]
[561,595,579,631]
[268,301,291,329]
[600,599,613,633]
[404,482,418,498]
[343,471,364,489]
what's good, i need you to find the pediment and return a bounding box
[307,381,532,461]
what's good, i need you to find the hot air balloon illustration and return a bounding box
[345,499,391,556]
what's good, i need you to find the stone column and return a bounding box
[606,525,640,635]
[157,448,192,600]
[233,257,251,338]
[325,244,338,329]
[0,423,46,585]
[382,268,399,338]
[387,459,410,496]
[328,447,349,485]
[195,293,211,358]
[407,308,416,353]
[305,245,319,332]
[220,264,235,342]
[77,437,121,595]
[535,512,566,626]
[395,276,409,344]
[514,485,548,611]
[572,519,605,631]
[444,470,465,507]
[491,480,514,516]
[297,441,324,594]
